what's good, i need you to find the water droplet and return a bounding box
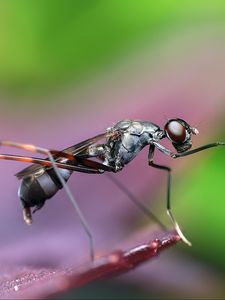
[14,285,19,292]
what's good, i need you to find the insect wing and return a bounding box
[15,164,42,179]
[15,132,110,179]
[62,132,108,155]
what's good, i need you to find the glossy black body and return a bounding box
[18,166,72,211]
[17,119,195,212]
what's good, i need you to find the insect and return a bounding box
[0,118,224,261]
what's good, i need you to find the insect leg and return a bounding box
[152,140,224,244]
[173,142,225,158]
[82,143,166,229]
[47,151,95,261]
[0,140,112,172]
[0,140,95,261]
[153,141,225,159]
[148,145,191,246]
[149,162,191,246]
[0,154,102,173]
[105,173,167,230]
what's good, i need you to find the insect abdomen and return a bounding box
[18,168,72,209]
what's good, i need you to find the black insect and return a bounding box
[0,118,224,260]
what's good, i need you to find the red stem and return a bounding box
[52,233,180,295]
[3,232,180,299]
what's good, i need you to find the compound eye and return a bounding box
[165,120,186,143]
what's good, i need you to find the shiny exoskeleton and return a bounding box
[89,120,164,171]
[1,117,222,259]
[16,119,196,214]
[18,167,72,213]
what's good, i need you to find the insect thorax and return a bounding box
[104,120,162,171]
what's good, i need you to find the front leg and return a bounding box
[172,142,225,158]
[153,141,225,159]
[148,145,192,246]
[152,142,176,157]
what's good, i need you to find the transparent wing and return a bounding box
[15,132,112,179]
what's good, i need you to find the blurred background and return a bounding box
[0,1,224,299]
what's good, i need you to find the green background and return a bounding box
[0,1,224,299]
